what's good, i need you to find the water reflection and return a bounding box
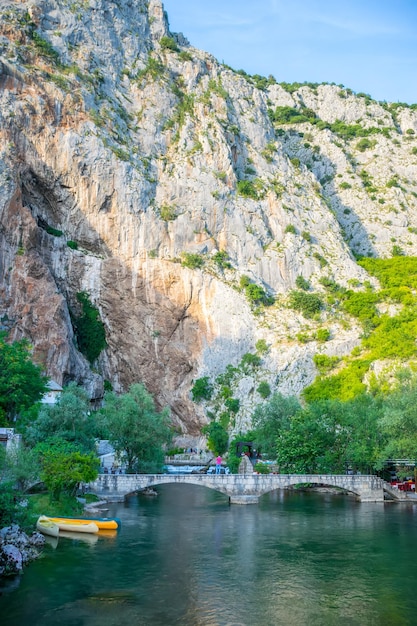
[1,485,417,625]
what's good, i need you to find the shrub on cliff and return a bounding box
[191,377,214,402]
[72,292,107,364]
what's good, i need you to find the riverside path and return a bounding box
[86,473,404,504]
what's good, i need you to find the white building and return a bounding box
[41,380,63,405]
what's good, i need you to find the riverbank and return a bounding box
[0,525,45,578]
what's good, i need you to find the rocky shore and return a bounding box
[0,524,45,578]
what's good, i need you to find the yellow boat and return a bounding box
[36,516,59,538]
[42,516,99,534]
[48,515,120,530]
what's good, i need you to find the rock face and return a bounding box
[0,0,417,434]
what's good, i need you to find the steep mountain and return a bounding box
[1,0,417,435]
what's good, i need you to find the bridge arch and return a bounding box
[88,473,388,504]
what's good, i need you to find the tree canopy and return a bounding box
[0,331,48,424]
[98,383,171,473]
[36,439,99,501]
[24,382,97,452]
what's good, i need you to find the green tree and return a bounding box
[275,409,339,473]
[203,422,229,456]
[36,440,99,501]
[252,392,301,458]
[98,383,171,473]
[378,373,417,462]
[0,331,48,424]
[4,446,40,492]
[24,382,96,452]
[335,394,384,472]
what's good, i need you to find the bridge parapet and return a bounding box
[87,473,390,504]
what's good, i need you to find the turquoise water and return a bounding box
[1,485,417,625]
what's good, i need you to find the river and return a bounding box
[1,485,417,625]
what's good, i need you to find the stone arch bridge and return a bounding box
[87,473,402,504]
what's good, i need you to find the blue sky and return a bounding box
[162,0,417,104]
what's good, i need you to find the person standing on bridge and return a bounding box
[215,456,222,474]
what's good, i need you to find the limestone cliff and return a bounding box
[0,0,416,434]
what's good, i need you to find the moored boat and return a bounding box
[47,516,120,530]
[36,515,59,538]
[41,516,99,533]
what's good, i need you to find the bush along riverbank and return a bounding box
[0,524,45,577]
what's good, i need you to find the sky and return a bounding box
[162,0,417,104]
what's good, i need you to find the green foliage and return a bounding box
[285,224,297,235]
[239,275,251,288]
[67,240,78,250]
[159,204,177,221]
[3,446,40,493]
[257,381,271,398]
[24,383,97,452]
[278,81,323,94]
[181,252,205,269]
[42,223,63,237]
[225,397,240,413]
[168,91,195,133]
[202,422,228,456]
[392,244,404,257]
[316,328,331,342]
[339,182,352,190]
[240,277,274,306]
[358,256,417,289]
[98,383,171,473]
[356,138,377,152]
[240,352,261,369]
[179,50,193,62]
[378,374,417,461]
[212,250,232,269]
[254,462,270,474]
[207,78,229,99]
[275,408,342,473]
[137,56,165,81]
[245,283,270,305]
[37,440,99,501]
[302,230,312,242]
[313,354,340,375]
[237,180,258,199]
[386,176,399,188]
[268,105,314,125]
[30,30,61,64]
[319,277,344,294]
[191,377,213,402]
[216,364,239,387]
[295,275,310,291]
[288,290,324,318]
[252,392,301,458]
[72,292,106,364]
[341,290,380,325]
[255,339,269,355]
[302,359,370,402]
[313,252,328,267]
[159,35,179,52]
[0,332,47,424]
